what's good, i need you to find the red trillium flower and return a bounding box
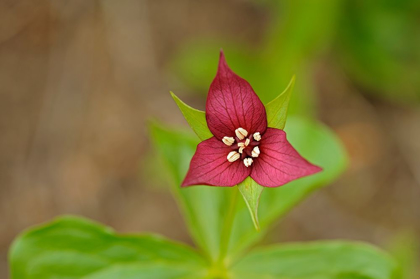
[182,51,322,187]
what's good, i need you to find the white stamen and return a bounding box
[253,132,261,141]
[235,128,248,140]
[238,146,245,154]
[243,158,253,167]
[251,146,260,158]
[227,151,240,162]
[237,142,245,147]
[244,138,250,146]
[222,136,235,146]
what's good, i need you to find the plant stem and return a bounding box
[217,187,239,267]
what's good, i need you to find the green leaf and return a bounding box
[231,241,399,279]
[150,116,347,263]
[265,76,295,130]
[237,178,264,231]
[170,91,212,141]
[9,216,207,279]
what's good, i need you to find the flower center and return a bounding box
[223,128,261,167]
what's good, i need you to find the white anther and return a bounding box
[235,128,248,140]
[227,151,240,162]
[251,146,260,158]
[238,146,245,154]
[244,138,250,146]
[253,132,261,141]
[222,136,235,146]
[237,142,245,147]
[243,158,253,167]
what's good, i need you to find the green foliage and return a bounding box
[231,241,399,279]
[9,216,207,279]
[9,116,399,279]
[149,112,348,263]
[165,79,348,259]
[10,216,399,279]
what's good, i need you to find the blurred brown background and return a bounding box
[0,0,419,278]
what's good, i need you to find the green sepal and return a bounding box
[265,76,295,130]
[237,178,264,231]
[170,91,212,141]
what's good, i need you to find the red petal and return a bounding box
[182,137,250,187]
[205,50,267,140]
[251,128,322,187]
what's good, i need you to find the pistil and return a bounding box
[223,128,262,167]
